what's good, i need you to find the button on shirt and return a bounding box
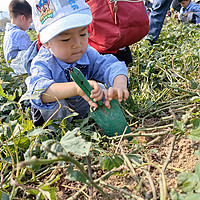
[180,1,200,23]
[3,23,31,64]
[26,45,128,110]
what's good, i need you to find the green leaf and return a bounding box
[195,161,200,178]
[177,172,191,185]
[192,119,200,130]
[194,145,200,159]
[188,130,200,141]
[0,120,18,138]
[0,190,9,200]
[178,172,198,193]
[19,90,42,103]
[40,186,57,200]
[190,96,200,103]
[25,189,39,196]
[7,92,16,101]
[65,164,87,183]
[0,84,6,98]
[99,155,124,171]
[190,79,198,89]
[27,128,52,137]
[170,188,185,200]
[42,140,55,148]
[0,101,16,111]
[185,193,200,200]
[126,154,142,166]
[49,142,64,159]
[15,137,30,149]
[60,128,91,156]
[174,120,186,132]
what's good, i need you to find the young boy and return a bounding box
[3,0,32,75]
[26,0,129,126]
[178,0,200,23]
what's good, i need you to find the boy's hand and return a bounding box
[76,80,104,108]
[104,75,129,109]
[184,11,195,17]
[104,86,129,109]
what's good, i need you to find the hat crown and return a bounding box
[32,0,92,43]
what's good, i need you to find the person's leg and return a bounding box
[32,99,74,127]
[67,97,90,119]
[171,0,181,12]
[148,0,173,44]
[32,97,90,127]
[113,46,133,67]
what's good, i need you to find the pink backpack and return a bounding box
[86,0,150,53]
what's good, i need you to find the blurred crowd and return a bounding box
[145,0,200,24]
[144,0,200,45]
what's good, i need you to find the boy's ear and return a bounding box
[20,15,26,22]
[43,42,50,49]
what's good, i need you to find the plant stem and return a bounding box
[18,154,110,200]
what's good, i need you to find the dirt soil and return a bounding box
[49,132,199,200]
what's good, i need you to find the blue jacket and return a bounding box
[3,23,31,64]
[180,1,200,23]
[26,45,128,110]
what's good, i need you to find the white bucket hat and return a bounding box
[32,0,92,43]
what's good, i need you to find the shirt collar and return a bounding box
[5,23,20,31]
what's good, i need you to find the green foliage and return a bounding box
[0,17,200,199]
[188,119,200,141]
[170,145,200,199]
[100,154,124,171]
[65,164,87,183]
[60,128,91,156]
[170,160,200,199]
[127,19,200,115]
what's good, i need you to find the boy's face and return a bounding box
[44,26,89,63]
[180,0,190,8]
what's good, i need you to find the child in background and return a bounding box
[178,0,200,23]
[3,0,32,75]
[26,0,129,126]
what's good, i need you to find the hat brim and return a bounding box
[39,10,92,44]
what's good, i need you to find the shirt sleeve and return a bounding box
[25,57,56,110]
[86,46,129,87]
[191,4,200,23]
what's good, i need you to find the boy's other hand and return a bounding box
[103,75,129,109]
[104,86,129,109]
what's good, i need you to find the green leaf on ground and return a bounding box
[0,190,9,200]
[65,164,87,183]
[60,128,91,156]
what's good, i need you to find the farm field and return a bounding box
[0,16,200,200]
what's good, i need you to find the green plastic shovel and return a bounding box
[70,67,131,137]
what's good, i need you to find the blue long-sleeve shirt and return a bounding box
[3,23,31,64]
[180,1,200,23]
[26,45,128,110]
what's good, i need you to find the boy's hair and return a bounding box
[9,0,32,19]
[178,0,189,3]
